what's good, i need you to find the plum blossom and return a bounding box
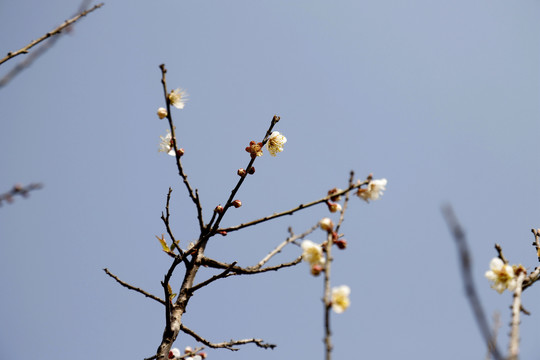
[331,285,351,313]
[301,240,325,266]
[169,88,188,109]
[485,257,517,293]
[357,178,387,202]
[159,131,176,156]
[266,131,287,156]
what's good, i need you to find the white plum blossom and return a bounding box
[266,131,287,156]
[168,348,181,359]
[358,178,387,202]
[185,356,202,360]
[485,257,517,293]
[159,131,176,156]
[331,285,351,313]
[157,107,168,119]
[301,240,325,266]
[319,217,334,232]
[169,88,188,109]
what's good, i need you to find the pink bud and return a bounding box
[232,200,242,208]
[335,239,347,250]
[218,230,227,236]
[199,352,207,359]
[176,148,185,157]
[311,264,323,276]
[215,205,224,213]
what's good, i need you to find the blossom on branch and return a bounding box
[266,131,287,156]
[169,348,180,359]
[157,107,168,119]
[357,178,387,202]
[485,257,517,293]
[169,88,188,109]
[301,240,325,267]
[159,131,176,156]
[331,285,351,313]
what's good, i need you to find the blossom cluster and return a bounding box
[485,257,525,294]
[169,346,206,360]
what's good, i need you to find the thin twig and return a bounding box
[522,267,540,291]
[508,272,526,360]
[494,244,508,264]
[255,224,318,270]
[323,229,333,360]
[0,3,104,66]
[201,256,301,275]
[335,171,355,234]
[0,183,43,206]
[218,180,368,234]
[180,324,276,350]
[103,268,165,305]
[159,64,205,233]
[441,205,503,360]
[485,312,501,360]
[531,228,540,262]
[189,261,238,293]
[160,188,184,256]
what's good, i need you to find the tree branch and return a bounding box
[0,183,43,207]
[508,271,526,360]
[103,268,165,305]
[180,324,276,351]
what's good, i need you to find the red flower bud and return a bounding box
[232,200,242,208]
[218,230,227,236]
[214,205,223,213]
[247,166,255,174]
[237,168,247,177]
[176,148,185,157]
[335,239,347,250]
[311,264,323,276]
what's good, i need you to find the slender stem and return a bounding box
[508,272,526,360]
[323,231,333,360]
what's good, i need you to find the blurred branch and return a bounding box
[0,3,104,87]
[218,179,368,234]
[0,182,43,207]
[441,205,503,360]
[335,171,355,233]
[180,324,276,351]
[103,268,165,305]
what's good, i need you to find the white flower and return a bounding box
[168,348,181,359]
[331,285,351,313]
[357,178,387,202]
[319,217,334,232]
[169,88,188,109]
[301,240,325,266]
[157,107,168,119]
[185,357,202,360]
[159,131,176,156]
[266,131,287,156]
[485,257,517,293]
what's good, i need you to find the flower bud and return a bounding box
[199,352,207,359]
[214,205,223,213]
[237,168,247,177]
[184,346,193,354]
[328,188,342,202]
[319,217,334,232]
[326,201,342,213]
[176,148,185,157]
[218,230,227,236]
[247,166,255,174]
[335,239,347,250]
[157,107,168,119]
[232,200,242,208]
[311,264,323,276]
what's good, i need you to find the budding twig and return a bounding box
[508,272,526,360]
[180,324,276,351]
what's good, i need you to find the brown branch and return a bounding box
[159,64,205,233]
[323,231,333,360]
[254,224,318,270]
[508,272,526,360]
[201,256,301,276]
[0,183,43,207]
[335,171,355,234]
[522,266,540,291]
[103,268,165,305]
[494,244,508,264]
[218,180,368,234]
[441,205,503,360]
[180,324,276,351]
[160,188,184,256]
[0,3,104,66]
[189,262,238,293]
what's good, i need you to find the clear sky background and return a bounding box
[1,1,539,359]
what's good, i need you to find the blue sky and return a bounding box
[1,1,539,359]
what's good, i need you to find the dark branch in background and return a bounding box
[0,2,104,87]
[0,183,43,207]
[180,324,276,351]
[442,205,503,360]
[103,268,165,305]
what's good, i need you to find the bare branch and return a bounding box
[180,324,276,351]
[201,256,301,276]
[508,271,526,360]
[522,266,540,291]
[189,262,238,293]
[0,183,43,207]
[335,171,355,234]
[160,188,184,257]
[441,205,503,360]
[103,268,165,305]
[323,231,333,360]
[218,180,368,234]
[494,244,508,264]
[531,228,540,262]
